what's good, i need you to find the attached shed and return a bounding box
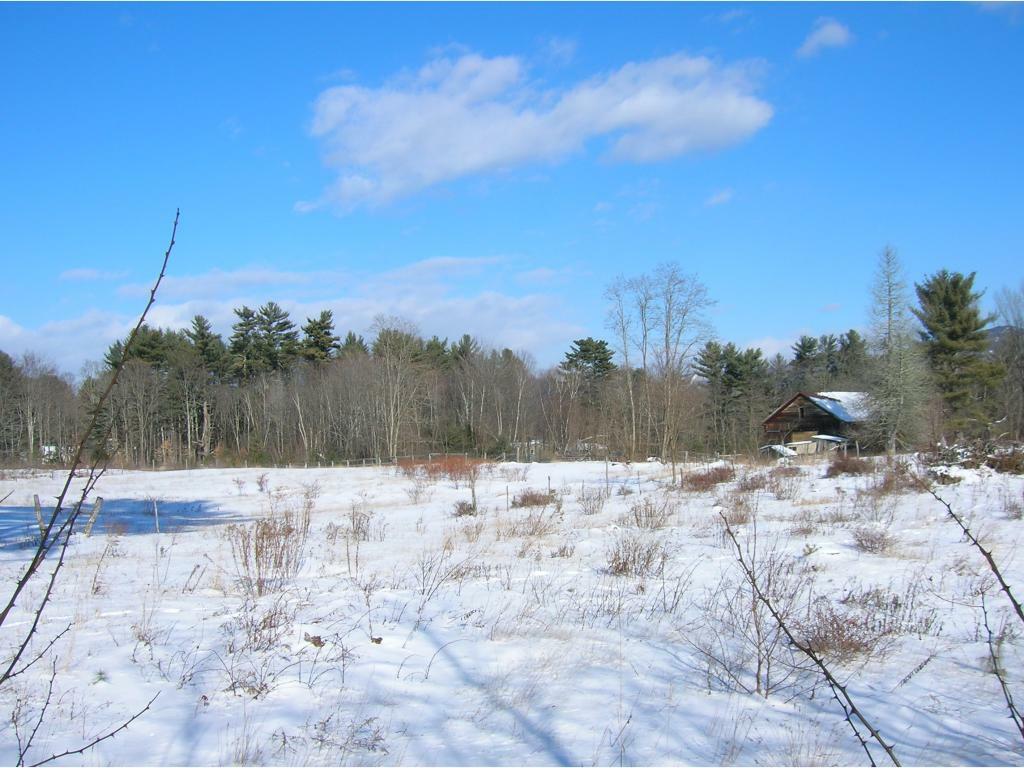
[762,391,867,453]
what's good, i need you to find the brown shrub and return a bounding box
[512,488,558,508]
[397,455,492,483]
[737,472,768,492]
[868,462,917,496]
[800,602,882,662]
[452,500,477,517]
[579,488,608,516]
[772,465,802,477]
[766,466,801,500]
[623,496,675,529]
[851,523,895,554]
[683,465,736,492]
[825,455,874,478]
[606,532,666,578]
[987,448,1024,474]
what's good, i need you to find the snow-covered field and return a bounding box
[1,457,1022,766]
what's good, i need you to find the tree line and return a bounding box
[1,253,1020,467]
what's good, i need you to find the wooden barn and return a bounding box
[761,391,868,455]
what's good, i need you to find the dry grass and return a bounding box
[736,472,768,492]
[499,508,560,539]
[512,488,558,508]
[766,466,801,500]
[851,523,895,554]
[986,447,1024,474]
[824,455,875,477]
[452,500,477,517]
[866,461,916,496]
[800,601,881,662]
[623,496,675,529]
[683,465,736,492]
[578,488,609,516]
[1007,496,1024,521]
[227,490,313,597]
[606,532,666,578]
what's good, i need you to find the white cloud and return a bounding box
[301,51,773,210]
[797,18,853,58]
[0,310,134,377]
[705,188,735,207]
[5,258,587,374]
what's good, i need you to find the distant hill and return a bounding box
[986,325,1018,354]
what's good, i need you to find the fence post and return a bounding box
[33,494,44,535]
[84,497,104,537]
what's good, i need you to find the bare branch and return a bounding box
[29,694,159,767]
[0,210,179,686]
[718,510,901,766]
[915,476,1024,627]
[5,624,71,682]
[19,659,58,765]
[981,592,1024,743]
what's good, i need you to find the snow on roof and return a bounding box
[809,391,869,423]
[812,434,848,443]
[761,444,798,457]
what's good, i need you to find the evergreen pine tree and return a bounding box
[818,334,840,385]
[229,306,263,380]
[339,331,369,358]
[421,336,451,370]
[185,315,227,376]
[299,310,340,363]
[913,269,1004,435]
[561,337,615,400]
[256,301,300,372]
[790,335,821,391]
[837,329,869,388]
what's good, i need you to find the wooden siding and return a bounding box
[762,394,850,443]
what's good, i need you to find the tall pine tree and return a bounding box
[256,301,299,372]
[913,270,1003,436]
[300,310,340,362]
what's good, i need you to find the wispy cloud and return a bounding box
[538,36,577,65]
[515,267,574,286]
[300,50,773,211]
[820,302,842,313]
[9,259,589,374]
[705,188,735,207]
[59,268,128,281]
[117,267,327,299]
[380,256,505,282]
[744,334,798,358]
[978,2,1023,22]
[797,18,853,58]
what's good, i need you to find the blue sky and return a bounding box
[1,2,1022,377]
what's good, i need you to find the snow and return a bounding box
[811,434,847,443]
[1,459,1022,765]
[811,391,871,423]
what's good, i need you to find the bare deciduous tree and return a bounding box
[866,246,930,453]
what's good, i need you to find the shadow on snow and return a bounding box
[0,497,250,549]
